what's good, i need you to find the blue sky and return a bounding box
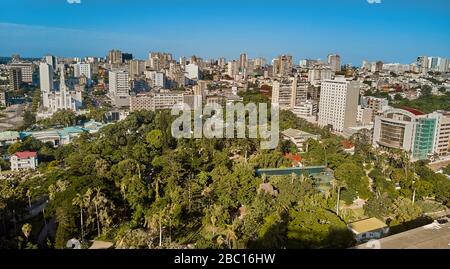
[0,0,449,65]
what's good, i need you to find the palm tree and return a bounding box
[72,194,85,242]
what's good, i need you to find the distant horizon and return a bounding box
[1,0,449,65]
[0,49,446,67]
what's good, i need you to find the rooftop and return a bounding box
[402,107,425,116]
[14,151,37,159]
[282,128,318,138]
[354,220,450,249]
[348,217,387,234]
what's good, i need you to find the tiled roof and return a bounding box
[14,151,37,159]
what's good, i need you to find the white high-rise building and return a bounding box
[185,63,200,80]
[74,63,92,79]
[45,55,57,71]
[318,77,360,132]
[109,69,129,96]
[437,58,449,73]
[39,62,53,108]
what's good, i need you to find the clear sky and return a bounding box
[0,0,449,65]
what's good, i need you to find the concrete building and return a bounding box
[185,63,200,80]
[45,55,57,71]
[430,110,450,157]
[39,62,53,108]
[327,54,341,72]
[9,62,33,83]
[239,53,247,70]
[281,128,320,151]
[9,67,22,91]
[129,60,145,79]
[227,60,239,78]
[272,77,309,110]
[318,77,360,132]
[10,151,38,171]
[74,63,92,79]
[372,108,439,161]
[291,100,318,119]
[108,49,123,65]
[273,55,293,76]
[130,92,185,111]
[109,69,130,107]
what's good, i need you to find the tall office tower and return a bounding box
[273,55,293,76]
[108,49,123,64]
[129,60,145,79]
[318,77,360,132]
[227,60,239,77]
[39,63,53,108]
[185,63,199,80]
[9,67,22,91]
[437,58,449,73]
[218,57,226,68]
[239,53,248,70]
[45,55,57,71]
[416,56,429,74]
[327,54,341,72]
[74,63,92,79]
[9,62,33,83]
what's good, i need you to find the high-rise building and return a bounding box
[239,53,248,70]
[254,57,266,68]
[227,60,239,78]
[437,58,449,73]
[218,57,226,68]
[9,67,22,91]
[45,55,57,71]
[39,63,53,108]
[271,77,309,110]
[108,49,123,65]
[129,60,145,79]
[185,63,200,80]
[416,56,429,74]
[9,62,33,83]
[109,69,130,96]
[74,63,92,79]
[318,77,360,132]
[273,55,293,76]
[327,54,341,72]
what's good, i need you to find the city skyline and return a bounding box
[1,0,450,64]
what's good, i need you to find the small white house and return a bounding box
[348,217,389,243]
[10,151,38,171]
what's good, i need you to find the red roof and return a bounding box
[402,107,425,116]
[14,151,37,159]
